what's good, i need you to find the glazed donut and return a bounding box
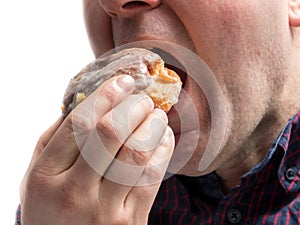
[62,48,182,118]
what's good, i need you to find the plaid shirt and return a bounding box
[15,111,300,225]
[149,111,300,225]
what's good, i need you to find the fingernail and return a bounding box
[153,108,168,123]
[116,75,134,92]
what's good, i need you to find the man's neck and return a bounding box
[216,109,294,194]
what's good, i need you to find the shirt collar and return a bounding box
[243,111,300,193]
[182,111,300,198]
[278,111,300,194]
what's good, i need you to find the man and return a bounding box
[17,0,300,224]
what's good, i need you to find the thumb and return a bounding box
[31,118,63,164]
[20,117,62,201]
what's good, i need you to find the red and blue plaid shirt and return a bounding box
[149,111,300,225]
[15,111,300,225]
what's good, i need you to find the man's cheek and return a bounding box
[84,0,114,56]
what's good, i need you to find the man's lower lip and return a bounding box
[173,126,200,136]
[168,88,200,135]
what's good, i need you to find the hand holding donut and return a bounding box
[20,49,179,225]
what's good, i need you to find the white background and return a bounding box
[0,1,94,223]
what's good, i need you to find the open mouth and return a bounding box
[150,47,187,88]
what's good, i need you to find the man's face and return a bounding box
[83,0,293,175]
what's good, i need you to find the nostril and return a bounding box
[122,1,149,10]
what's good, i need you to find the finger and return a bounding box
[20,117,62,201]
[69,93,154,180]
[125,126,175,220]
[66,94,154,187]
[96,93,154,153]
[31,117,63,165]
[24,118,62,175]
[35,75,135,175]
[99,109,168,204]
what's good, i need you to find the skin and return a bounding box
[20,0,300,224]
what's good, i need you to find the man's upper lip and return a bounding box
[116,36,165,48]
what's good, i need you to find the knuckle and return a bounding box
[25,168,53,199]
[133,94,154,112]
[36,135,47,151]
[143,164,164,183]
[101,80,122,105]
[96,115,117,140]
[33,137,47,157]
[123,146,151,166]
[65,110,93,135]
[28,163,53,183]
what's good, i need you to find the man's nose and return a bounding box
[99,0,161,17]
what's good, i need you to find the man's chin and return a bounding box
[166,129,203,175]
[170,154,218,177]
